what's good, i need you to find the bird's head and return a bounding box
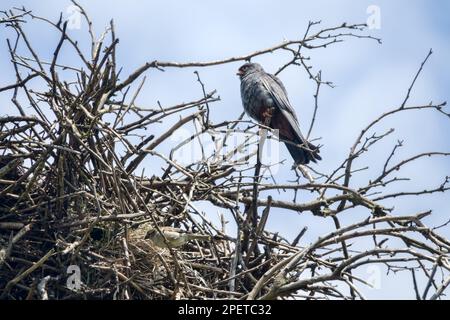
[237,62,264,78]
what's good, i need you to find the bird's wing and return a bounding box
[262,73,299,121]
[260,73,307,144]
[267,74,288,98]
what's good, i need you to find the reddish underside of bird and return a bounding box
[238,62,322,165]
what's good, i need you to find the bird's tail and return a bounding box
[285,140,321,165]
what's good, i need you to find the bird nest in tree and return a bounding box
[1,3,450,300]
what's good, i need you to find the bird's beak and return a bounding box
[236,70,244,76]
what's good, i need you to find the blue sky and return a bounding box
[1,1,449,299]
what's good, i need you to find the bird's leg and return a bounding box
[261,107,274,127]
[258,107,274,153]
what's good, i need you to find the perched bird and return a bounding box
[238,63,321,165]
[145,226,210,248]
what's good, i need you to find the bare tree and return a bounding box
[0,3,449,300]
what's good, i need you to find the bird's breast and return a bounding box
[240,78,274,123]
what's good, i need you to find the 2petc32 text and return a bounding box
[178,303,272,318]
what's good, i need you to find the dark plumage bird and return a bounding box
[238,62,321,165]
